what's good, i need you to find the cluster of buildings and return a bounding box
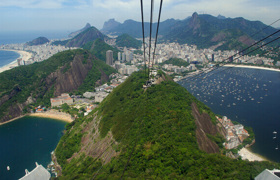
[216,116,249,149]
[106,49,139,75]
[162,64,197,74]
[50,93,74,107]
[49,73,127,116]
[1,42,77,66]
[117,47,134,63]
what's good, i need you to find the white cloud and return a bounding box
[0,0,89,9]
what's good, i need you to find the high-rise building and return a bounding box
[106,50,113,65]
[118,52,121,61]
[122,52,126,62]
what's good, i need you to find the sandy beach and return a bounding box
[0,49,32,73]
[29,109,74,123]
[0,109,73,126]
[238,147,266,162]
[224,64,280,72]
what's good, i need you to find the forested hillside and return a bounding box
[0,49,115,123]
[54,71,279,179]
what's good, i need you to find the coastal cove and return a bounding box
[0,116,68,180]
[0,50,32,73]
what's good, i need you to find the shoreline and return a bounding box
[0,110,73,126]
[29,110,73,123]
[238,147,267,162]
[0,49,32,73]
[223,64,280,72]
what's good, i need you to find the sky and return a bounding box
[0,0,280,33]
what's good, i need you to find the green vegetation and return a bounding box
[0,49,83,119]
[55,71,279,179]
[161,58,190,67]
[83,38,120,62]
[26,37,49,46]
[51,40,68,46]
[0,49,115,121]
[52,26,105,47]
[74,57,117,94]
[116,33,142,49]
[133,50,143,55]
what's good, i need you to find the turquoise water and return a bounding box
[179,67,280,162]
[0,116,67,180]
[0,50,20,68]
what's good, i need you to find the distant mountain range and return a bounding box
[101,12,278,50]
[52,12,278,51]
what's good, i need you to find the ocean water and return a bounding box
[179,67,280,162]
[0,116,67,180]
[0,50,20,68]
[0,30,70,45]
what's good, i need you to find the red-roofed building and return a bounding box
[50,93,73,107]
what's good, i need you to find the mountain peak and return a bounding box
[68,23,92,38]
[192,12,198,18]
[84,23,91,29]
[189,12,200,30]
[217,14,226,19]
[101,18,121,33]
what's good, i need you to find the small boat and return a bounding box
[7,166,10,171]
[273,131,277,134]
[276,146,278,150]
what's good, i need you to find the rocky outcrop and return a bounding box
[0,85,21,107]
[192,102,220,153]
[1,103,24,122]
[52,54,93,96]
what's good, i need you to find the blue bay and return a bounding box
[179,67,280,162]
[0,50,20,68]
[0,116,67,180]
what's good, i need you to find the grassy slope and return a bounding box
[55,71,279,179]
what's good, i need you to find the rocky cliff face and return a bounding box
[192,102,221,153]
[51,54,93,96]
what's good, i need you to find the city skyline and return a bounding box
[0,0,280,33]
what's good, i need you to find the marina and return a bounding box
[179,67,280,162]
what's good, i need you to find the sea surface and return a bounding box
[179,67,280,162]
[0,116,67,180]
[0,50,20,68]
[0,30,69,45]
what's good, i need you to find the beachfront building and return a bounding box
[50,93,73,107]
[216,116,249,149]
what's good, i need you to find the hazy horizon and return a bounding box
[0,0,279,32]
